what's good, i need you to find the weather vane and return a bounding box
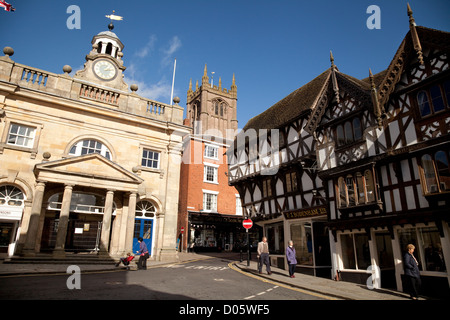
[105,10,123,30]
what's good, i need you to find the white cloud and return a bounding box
[135,34,157,58]
[161,36,182,67]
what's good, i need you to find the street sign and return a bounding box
[242,219,253,229]
[180,226,184,234]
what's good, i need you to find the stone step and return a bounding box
[4,254,117,265]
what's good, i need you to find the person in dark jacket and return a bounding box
[286,240,297,278]
[403,244,421,299]
[136,237,149,270]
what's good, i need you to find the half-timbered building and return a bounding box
[228,5,449,297]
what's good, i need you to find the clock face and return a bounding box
[93,60,117,80]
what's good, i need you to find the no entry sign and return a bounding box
[242,219,253,229]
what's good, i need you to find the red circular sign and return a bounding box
[242,219,253,229]
[180,227,185,234]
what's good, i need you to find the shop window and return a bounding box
[0,185,25,207]
[141,149,160,169]
[398,227,446,272]
[340,233,370,270]
[335,117,362,147]
[266,222,284,254]
[290,222,313,266]
[69,139,111,160]
[420,150,450,194]
[7,123,36,148]
[337,170,377,207]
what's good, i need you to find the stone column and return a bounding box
[125,192,137,254]
[22,181,46,257]
[99,190,114,256]
[53,184,73,258]
[158,144,182,261]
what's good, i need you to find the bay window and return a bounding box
[337,169,377,208]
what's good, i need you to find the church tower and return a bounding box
[185,64,238,140]
[178,65,245,254]
[74,22,128,91]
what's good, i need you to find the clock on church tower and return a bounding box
[74,21,128,91]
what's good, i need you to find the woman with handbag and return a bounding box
[286,240,297,278]
[136,237,149,270]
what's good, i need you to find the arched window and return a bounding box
[135,201,157,219]
[105,42,113,55]
[430,85,445,113]
[337,170,377,208]
[97,42,103,54]
[214,101,219,115]
[69,139,111,160]
[344,121,353,144]
[0,185,25,207]
[417,91,431,116]
[353,118,362,140]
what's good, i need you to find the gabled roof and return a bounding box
[243,68,332,131]
[34,153,143,191]
[242,21,450,133]
[243,66,372,132]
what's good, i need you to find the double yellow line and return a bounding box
[228,261,339,300]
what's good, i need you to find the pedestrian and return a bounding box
[403,244,421,300]
[286,240,297,278]
[257,236,272,275]
[115,252,135,270]
[136,237,149,270]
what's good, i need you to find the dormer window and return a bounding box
[335,117,362,147]
[416,80,450,117]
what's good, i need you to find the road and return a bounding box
[0,256,327,302]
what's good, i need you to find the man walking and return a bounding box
[257,237,271,275]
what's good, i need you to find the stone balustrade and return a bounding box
[0,52,184,126]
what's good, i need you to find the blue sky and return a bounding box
[1,0,449,128]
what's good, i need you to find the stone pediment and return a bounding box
[34,153,143,191]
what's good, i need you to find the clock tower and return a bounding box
[74,22,128,91]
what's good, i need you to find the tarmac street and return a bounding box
[0,251,438,301]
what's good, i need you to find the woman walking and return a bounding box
[403,244,421,300]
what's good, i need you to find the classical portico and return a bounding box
[21,153,143,257]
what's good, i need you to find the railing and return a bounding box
[146,100,165,116]
[79,84,120,105]
[1,60,185,125]
[20,68,48,87]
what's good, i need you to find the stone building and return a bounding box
[0,23,189,261]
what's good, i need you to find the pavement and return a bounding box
[0,251,424,300]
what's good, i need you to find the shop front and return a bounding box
[188,211,260,252]
[0,185,25,256]
[257,205,331,277]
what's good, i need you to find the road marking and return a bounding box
[228,262,338,300]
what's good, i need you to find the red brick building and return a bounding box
[177,66,258,252]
